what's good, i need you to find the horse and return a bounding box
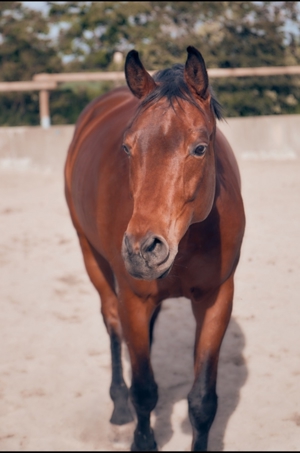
[64,46,245,451]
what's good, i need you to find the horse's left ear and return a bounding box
[184,46,209,100]
[125,50,157,100]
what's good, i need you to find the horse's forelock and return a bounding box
[140,64,223,120]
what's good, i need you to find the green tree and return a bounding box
[47,1,300,117]
[0,1,62,82]
[1,1,300,125]
[0,1,63,125]
[47,1,228,70]
[199,1,300,115]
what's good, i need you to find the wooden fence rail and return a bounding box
[33,65,300,83]
[0,66,299,128]
[0,81,58,128]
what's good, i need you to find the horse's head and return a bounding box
[121,46,221,280]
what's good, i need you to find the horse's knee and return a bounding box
[130,378,158,414]
[188,386,218,451]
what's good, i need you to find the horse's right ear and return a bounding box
[184,46,209,100]
[125,50,157,100]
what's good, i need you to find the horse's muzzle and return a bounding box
[121,232,173,280]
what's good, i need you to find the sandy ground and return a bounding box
[0,156,299,451]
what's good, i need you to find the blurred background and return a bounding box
[1,0,300,126]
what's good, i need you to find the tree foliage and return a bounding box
[0,1,62,125]
[0,1,300,125]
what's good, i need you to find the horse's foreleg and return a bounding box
[149,303,162,348]
[119,293,158,451]
[189,277,234,451]
[108,328,134,425]
[77,233,133,425]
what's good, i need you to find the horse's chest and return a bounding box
[175,242,221,295]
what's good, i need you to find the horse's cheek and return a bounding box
[183,158,212,205]
[184,158,216,223]
[183,160,199,201]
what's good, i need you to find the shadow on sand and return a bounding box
[146,297,247,451]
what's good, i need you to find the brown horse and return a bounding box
[64,46,245,451]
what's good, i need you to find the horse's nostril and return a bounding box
[144,237,161,253]
[122,232,170,267]
[141,235,169,265]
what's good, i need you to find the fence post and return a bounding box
[39,89,50,128]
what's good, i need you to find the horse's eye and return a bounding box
[122,144,130,155]
[192,144,207,157]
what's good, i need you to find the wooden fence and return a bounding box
[0,66,299,128]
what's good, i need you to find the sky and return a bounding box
[23,1,50,15]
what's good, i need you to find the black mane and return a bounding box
[141,63,223,120]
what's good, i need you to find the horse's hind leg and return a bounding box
[77,232,134,425]
[188,277,234,451]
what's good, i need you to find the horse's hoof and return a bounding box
[131,441,158,451]
[131,428,158,451]
[110,405,134,425]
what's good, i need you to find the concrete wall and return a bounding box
[0,125,75,172]
[218,114,300,160]
[0,114,299,172]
